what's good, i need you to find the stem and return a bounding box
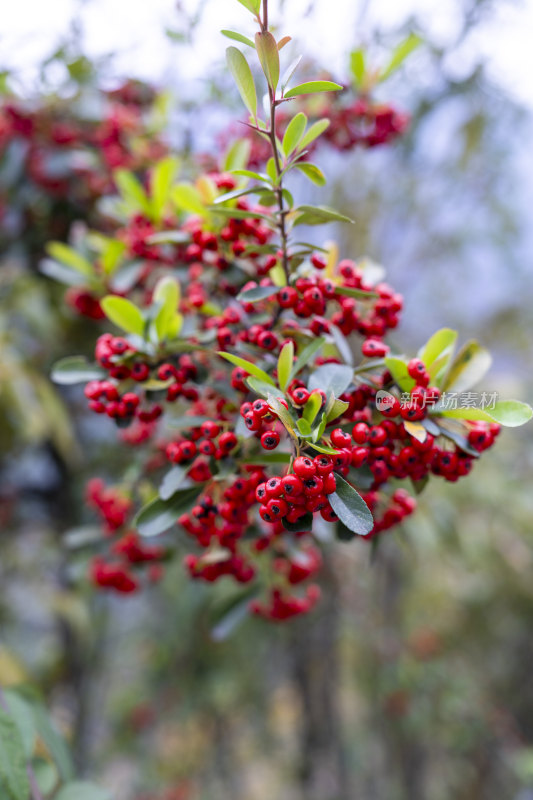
[262,0,291,285]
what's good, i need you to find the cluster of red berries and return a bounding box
[362,488,417,538]
[322,98,409,150]
[256,456,338,525]
[86,478,133,533]
[86,479,166,593]
[85,335,208,425]
[165,421,238,469]
[239,258,402,341]
[32,63,504,624]
[0,83,168,258]
[250,584,321,621]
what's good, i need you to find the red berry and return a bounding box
[266,498,288,519]
[265,477,284,498]
[407,358,430,386]
[331,428,351,448]
[291,387,310,406]
[303,475,324,497]
[323,473,337,495]
[293,457,316,479]
[352,422,370,444]
[313,455,334,476]
[362,338,389,358]
[281,474,304,496]
[261,431,280,450]
[218,431,238,453]
[200,420,221,438]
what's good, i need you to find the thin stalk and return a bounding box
[261,0,291,285]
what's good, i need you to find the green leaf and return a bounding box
[434,399,532,428]
[308,363,353,396]
[150,156,180,222]
[40,258,87,287]
[298,118,330,150]
[3,691,35,759]
[246,376,279,398]
[265,157,277,185]
[244,452,291,465]
[419,328,457,368]
[284,80,343,99]
[135,486,205,537]
[302,392,322,424]
[282,112,307,157]
[99,238,126,275]
[101,296,145,336]
[255,31,280,91]
[207,206,271,221]
[325,398,349,422]
[226,46,257,117]
[32,704,74,782]
[293,205,353,226]
[0,708,30,800]
[217,352,276,386]
[290,337,325,380]
[32,759,58,795]
[294,162,326,186]
[277,341,294,392]
[330,324,353,366]
[329,474,373,536]
[384,356,415,392]
[230,168,268,182]
[334,285,377,300]
[221,29,255,48]
[159,465,188,501]
[268,394,297,433]
[237,285,279,303]
[442,341,492,392]
[152,276,181,340]
[223,138,252,172]
[380,33,422,82]
[311,442,340,455]
[172,183,207,216]
[45,242,93,278]
[350,48,365,88]
[296,417,313,437]
[213,186,258,204]
[54,782,112,800]
[114,169,151,216]
[236,0,260,14]
[51,357,106,385]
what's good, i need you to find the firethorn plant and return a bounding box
[49,0,532,626]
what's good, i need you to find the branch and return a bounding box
[262,0,291,284]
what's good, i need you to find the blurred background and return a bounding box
[1,0,533,798]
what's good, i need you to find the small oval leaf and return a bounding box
[226,46,257,117]
[284,80,343,99]
[329,474,374,535]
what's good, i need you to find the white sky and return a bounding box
[2,0,533,108]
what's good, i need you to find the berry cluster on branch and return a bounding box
[48,0,531,626]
